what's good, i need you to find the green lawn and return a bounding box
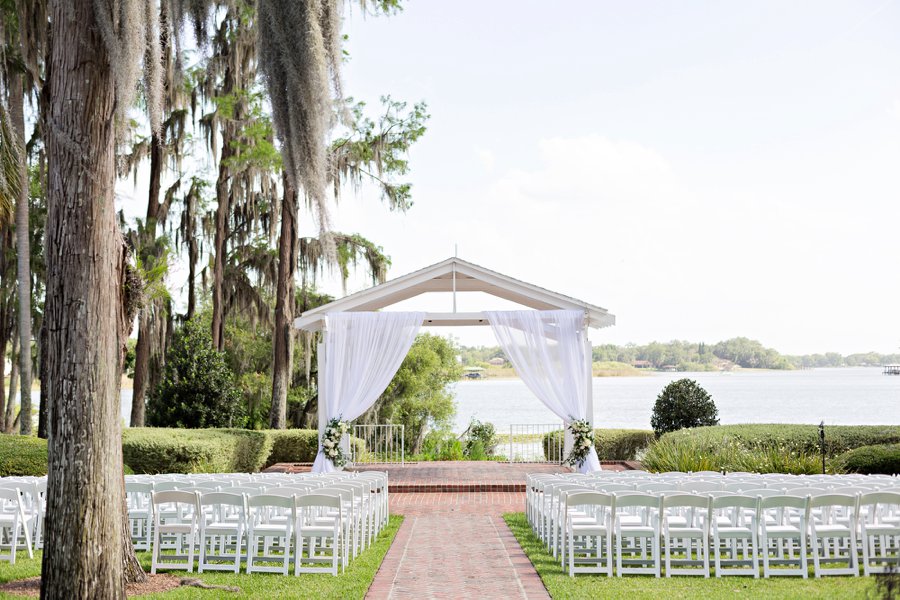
[502,513,885,600]
[0,515,402,599]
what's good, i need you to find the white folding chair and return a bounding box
[126,481,154,551]
[0,488,33,564]
[565,492,614,577]
[246,494,295,575]
[859,491,900,575]
[614,493,662,577]
[151,490,199,573]
[807,494,858,577]
[710,494,759,577]
[197,492,246,573]
[661,494,711,577]
[759,495,809,578]
[295,494,344,576]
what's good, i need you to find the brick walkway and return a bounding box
[367,492,548,599]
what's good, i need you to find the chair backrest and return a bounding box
[661,493,711,510]
[858,491,900,516]
[742,488,784,498]
[152,481,184,493]
[711,494,759,511]
[296,493,342,510]
[152,490,199,507]
[635,483,677,493]
[759,495,809,511]
[192,482,222,491]
[126,482,154,494]
[247,494,295,509]
[566,491,614,509]
[199,492,245,508]
[590,483,634,493]
[679,481,723,493]
[614,492,662,509]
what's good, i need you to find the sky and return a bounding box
[119,1,900,355]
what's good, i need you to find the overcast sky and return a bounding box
[119,1,900,355]
[315,0,900,355]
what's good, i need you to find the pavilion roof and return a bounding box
[293,256,615,332]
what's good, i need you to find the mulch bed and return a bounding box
[0,574,187,597]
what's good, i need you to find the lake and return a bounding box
[450,367,900,433]
[109,367,900,432]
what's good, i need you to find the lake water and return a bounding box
[450,368,900,433]
[105,367,900,431]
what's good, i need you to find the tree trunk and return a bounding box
[0,296,7,433]
[270,178,298,429]
[10,70,32,435]
[130,133,163,427]
[37,323,48,439]
[6,327,18,433]
[41,1,129,596]
[211,151,231,351]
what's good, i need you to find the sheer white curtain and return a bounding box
[312,311,424,473]
[486,310,600,473]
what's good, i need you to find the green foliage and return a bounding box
[542,429,655,462]
[264,429,322,466]
[367,333,463,453]
[464,419,497,457]
[147,318,244,428]
[123,428,272,474]
[833,444,900,475]
[123,338,137,378]
[416,429,464,461]
[0,435,48,477]
[641,435,823,475]
[658,424,900,457]
[651,378,719,437]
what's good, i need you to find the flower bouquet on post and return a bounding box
[563,418,595,469]
[322,417,352,467]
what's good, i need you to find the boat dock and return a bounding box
[883,364,900,375]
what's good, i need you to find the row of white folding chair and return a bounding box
[555,490,900,578]
[151,488,351,576]
[0,480,44,553]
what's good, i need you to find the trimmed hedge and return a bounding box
[0,435,48,477]
[1,428,361,476]
[657,424,900,457]
[833,444,900,475]
[543,429,655,462]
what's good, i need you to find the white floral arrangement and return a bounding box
[322,417,351,467]
[563,418,595,468]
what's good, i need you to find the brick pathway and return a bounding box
[367,492,548,599]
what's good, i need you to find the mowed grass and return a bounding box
[0,515,402,599]
[502,513,882,600]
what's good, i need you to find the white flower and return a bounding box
[324,439,334,448]
[582,439,591,448]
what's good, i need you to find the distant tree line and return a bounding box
[460,337,900,371]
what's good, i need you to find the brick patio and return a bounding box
[365,462,577,599]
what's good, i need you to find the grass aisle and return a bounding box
[502,513,880,600]
[0,515,403,599]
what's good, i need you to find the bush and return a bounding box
[642,435,822,475]
[651,378,719,437]
[264,429,365,466]
[123,428,272,474]
[147,318,244,428]
[464,419,497,457]
[0,435,48,476]
[542,428,655,462]
[416,429,464,461]
[659,424,900,457]
[833,444,900,475]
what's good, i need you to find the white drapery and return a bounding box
[486,310,601,473]
[312,311,425,473]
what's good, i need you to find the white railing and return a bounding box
[505,423,564,463]
[351,424,405,465]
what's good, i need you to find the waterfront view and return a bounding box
[452,367,900,432]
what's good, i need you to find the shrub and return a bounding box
[122,428,271,474]
[264,429,365,466]
[0,435,48,477]
[833,444,900,475]
[642,435,822,475]
[416,429,464,461]
[464,419,497,457]
[147,318,244,428]
[542,428,655,462]
[659,424,900,457]
[651,378,719,437]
